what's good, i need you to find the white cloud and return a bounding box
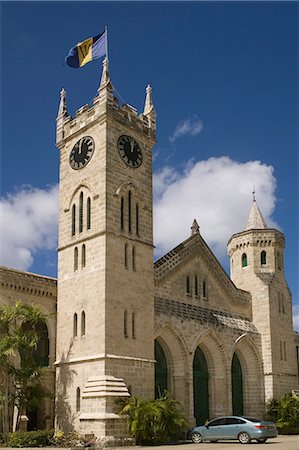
[153,156,278,260]
[0,185,59,271]
[170,116,203,142]
[293,304,299,332]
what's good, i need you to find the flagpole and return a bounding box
[105,25,109,61]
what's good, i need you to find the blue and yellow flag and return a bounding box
[65,31,107,68]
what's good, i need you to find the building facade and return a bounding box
[0,59,298,442]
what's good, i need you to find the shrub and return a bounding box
[266,393,299,434]
[6,430,54,447]
[50,429,84,447]
[118,391,188,445]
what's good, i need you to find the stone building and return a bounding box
[0,59,298,441]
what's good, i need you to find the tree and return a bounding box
[0,301,51,432]
[118,391,188,444]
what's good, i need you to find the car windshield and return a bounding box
[243,417,261,423]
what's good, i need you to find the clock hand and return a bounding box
[78,139,82,155]
[130,139,135,153]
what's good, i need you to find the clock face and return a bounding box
[117,135,142,168]
[69,136,94,170]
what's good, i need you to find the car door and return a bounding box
[222,417,246,439]
[206,418,226,440]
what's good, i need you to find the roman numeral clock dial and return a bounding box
[118,135,143,168]
[69,136,95,170]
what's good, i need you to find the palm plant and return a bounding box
[0,302,51,432]
[266,393,299,434]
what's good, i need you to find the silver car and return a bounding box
[191,416,278,444]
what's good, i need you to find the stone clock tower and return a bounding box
[55,59,156,442]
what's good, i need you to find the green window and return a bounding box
[261,250,267,265]
[193,347,209,425]
[155,340,168,398]
[242,253,247,267]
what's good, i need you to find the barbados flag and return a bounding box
[65,30,107,68]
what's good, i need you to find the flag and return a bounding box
[65,30,107,68]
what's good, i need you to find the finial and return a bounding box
[191,219,200,235]
[99,57,112,92]
[252,185,256,202]
[144,84,154,115]
[57,87,68,118]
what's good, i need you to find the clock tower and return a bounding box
[55,59,156,443]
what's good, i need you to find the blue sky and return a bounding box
[1,2,298,326]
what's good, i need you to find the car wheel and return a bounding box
[257,439,267,444]
[192,432,203,444]
[238,432,251,444]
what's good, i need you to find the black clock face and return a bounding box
[69,136,94,170]
[117,135,142,168]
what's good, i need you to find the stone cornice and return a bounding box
[0,266,57,298]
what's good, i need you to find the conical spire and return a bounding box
[191,219,200,235]
[57,88,68,119]
[245,199,267,230]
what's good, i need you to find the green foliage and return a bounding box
[0,302,50,432]
[266,393,299,434]
[50,428,85,447]
[6,430,54,447]
[118,391,188,445]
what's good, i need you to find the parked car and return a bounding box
[191,416,278,444]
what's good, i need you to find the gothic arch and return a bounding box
[114,180,142,201]
[191,329,229,420]
[154,322,189,411]
[232,334,264,417]
[66,182,96,212]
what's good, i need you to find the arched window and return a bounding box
[136,204,139,235]
[202,280,207,298]
[193,347,209,425]
[186,276,190,294]
[242,253,248,268]
[34,321,49,367]
[194,275,198,296]
[82,244,86,268]
[120,197,124,230]
[79,191,83,233]
[81,311,86,337]
[128,191,132,232]
[74,247,78,271]
[155,340,168,399]
[72,204,76,236]
[132,312,136,339]
[124,243,128,268]
[87,197,91,230]
[261,250,267,265]
[73,313,78,338]
[124,310,128,338]
[132,246,136,271]
[76,387,80,412]
[232,353,244,415]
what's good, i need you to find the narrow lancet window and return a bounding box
[72,204,76,236]
[82,244,86,268]
[124,243,128,269]
[261,250,267,265]
[73,313,78,338]
[87,197,91,230]
[194,275,198,296]
[81,311,86,337]
[132,312,136,339]
[132,246,136,271]
[120,197,124,230]
[74,247,78,271]
[79,192,83,233]
[76,387,80,412]
[242,253,248,268]
[124,310,128,338]
[128,191,132,233]
[136,204,139,235]
[203,280,207,298]
[186,276,190,294]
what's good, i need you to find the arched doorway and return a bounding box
[232,353,244,415]
[193,347,209,425]
[155,340,168,398]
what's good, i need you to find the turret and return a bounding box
[143,84,156,132]
[56,88,69,146]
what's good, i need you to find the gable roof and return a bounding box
[154,232,251,307]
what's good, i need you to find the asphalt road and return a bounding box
[4,436,299,450]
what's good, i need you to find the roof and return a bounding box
[245,200,267,231]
